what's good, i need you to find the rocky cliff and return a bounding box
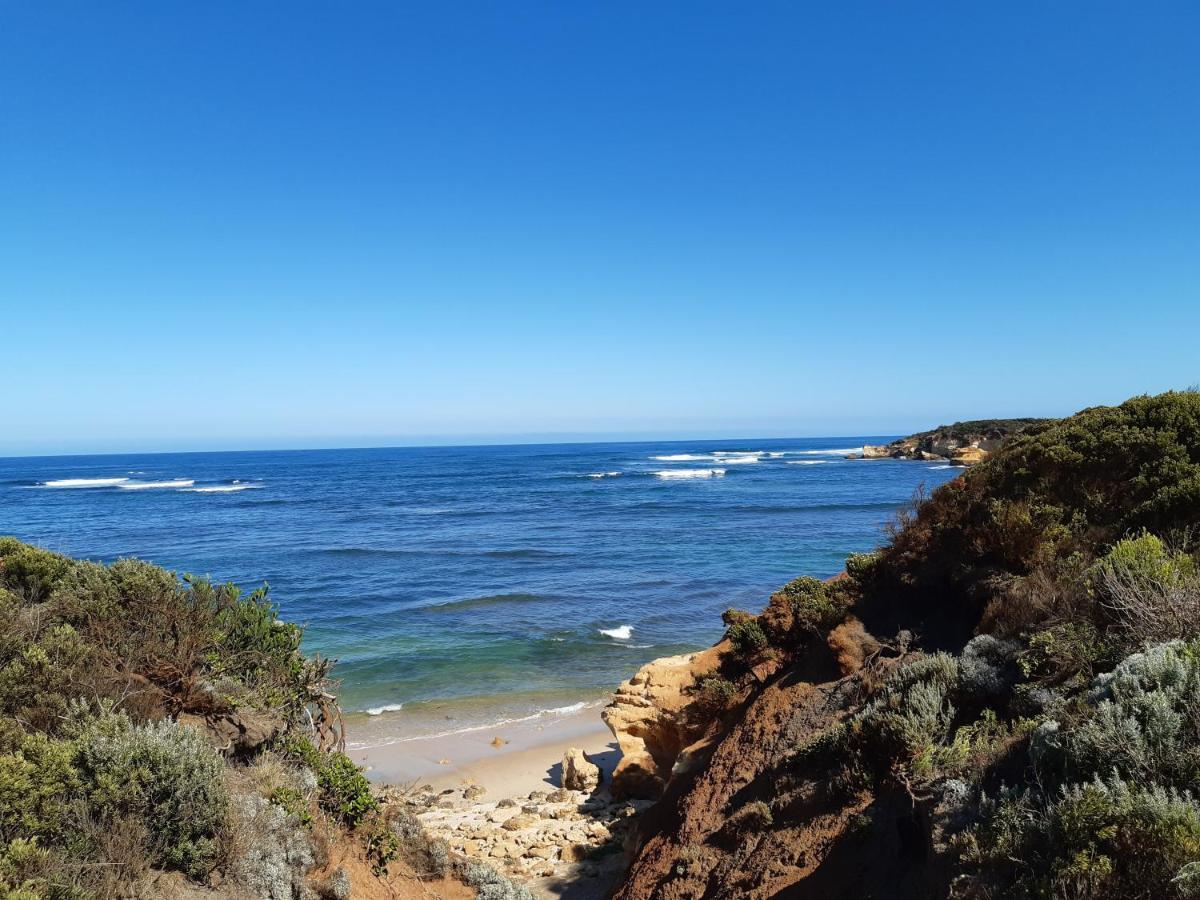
[856,417,1050,465]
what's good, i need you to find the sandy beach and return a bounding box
[350,705,621,799]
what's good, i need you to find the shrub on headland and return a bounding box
[0,539,462,899]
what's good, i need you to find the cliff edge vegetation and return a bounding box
[0,541,528,900]
[608,390,1200,899]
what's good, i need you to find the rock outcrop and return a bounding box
[849,418,1050,465]
[602,644,726,799]
[562,748,601,792]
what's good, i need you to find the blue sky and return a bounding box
[1,3,1197,455]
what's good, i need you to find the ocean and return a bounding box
[0,439,960,745]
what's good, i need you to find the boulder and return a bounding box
[562,747,601,792]
[502,813,538,832]
[860,444,892,459]
[952,446,989,466]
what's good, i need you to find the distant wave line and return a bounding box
[653,468,726,480]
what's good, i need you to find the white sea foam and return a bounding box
[787,460,828,465]
[40,477,129,488]
[653,468,726,480]
[365,703,404,716]
[584,471,622,478]
[795,447,864,456]
[714,455,759,464]
[651,453,713,461]
[600,624,633,640]
[927,464,954,470]
[766,452,785,458]
[182,483,263,493]
[117,479,195,490]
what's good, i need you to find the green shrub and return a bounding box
[0,838,58,900]
[0,540,71,604]
[696,675,738,710]
[726,619,768,655]
[269,787,313,827]
[275,735,374,827]
[1091,534,1200,650]
[71,709,227,876]
[776,577,848,632]
[0,734,80,845]
[1018,621,1113,685]
[0,623,92,733]
[858,392,1200,647]
[845,552,879,584]
[314,752,377,828]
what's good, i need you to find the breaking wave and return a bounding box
[653,468,726,480]
[182,483,263,493]
[40,477,129,488]
[365,703,404,716]
[117,479,195,490]
[599,624,633,640]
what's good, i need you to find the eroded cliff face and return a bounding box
[606,628,956,899]
[603,644,728,800]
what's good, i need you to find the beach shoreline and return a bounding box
[354,705,633,898]
[351,704,620,799]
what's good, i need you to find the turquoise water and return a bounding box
[0,439,960,739]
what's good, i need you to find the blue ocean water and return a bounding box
[0,440,959,741]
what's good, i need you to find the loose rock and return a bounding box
[562,747,601,792]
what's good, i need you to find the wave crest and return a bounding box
[654,468,726,479]
[40,477,129,488]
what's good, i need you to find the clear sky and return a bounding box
[2,3,1197,455]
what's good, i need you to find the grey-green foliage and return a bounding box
[959,634,1021,699]
[1033,640,1200,790]
[456,859,536,900]
[68,707,228,876]
[809,652,959,780]
[858,653,958,757]
[225,794,314,900]
[970,775,1200,900]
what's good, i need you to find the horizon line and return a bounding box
[0,430,909,462]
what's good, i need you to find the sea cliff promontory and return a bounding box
[855,417,1051,465]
